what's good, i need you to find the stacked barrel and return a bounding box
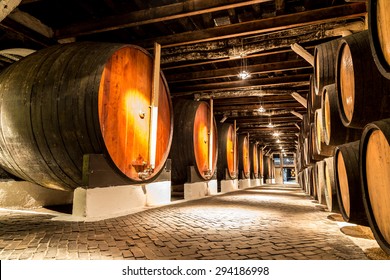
[298,0,390,254]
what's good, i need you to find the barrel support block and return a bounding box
[220,179,239,193]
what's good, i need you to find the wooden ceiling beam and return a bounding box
[171,74,311,95]
[166,59,310,83]
[137,3,366,48]
[55,0,273,39]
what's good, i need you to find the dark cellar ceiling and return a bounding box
[0,0,367,154]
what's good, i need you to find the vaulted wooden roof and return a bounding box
[0,0,367,154]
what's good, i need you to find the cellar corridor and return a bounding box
[0,184,383,260]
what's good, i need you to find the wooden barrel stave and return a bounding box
[335,141,368,225]
[360,118,390,254]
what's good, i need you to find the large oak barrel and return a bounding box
[258,147,264,178]
[263,155,272,183]
[314,39,340,95]
[0,42,173,191]
[335,141,368,225]
[321,84,361,146]
[360,118,390,254]
[368,0,390,79]
[336,30,390,128]
[238,135,250,179]
[170,99,218,184]
[324,156,340,213]
[250,142,259,179]
[217,123,238,180]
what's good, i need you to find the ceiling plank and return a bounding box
[55,0,273,39]
[137,3,366,48]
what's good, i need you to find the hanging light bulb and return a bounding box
[238,41,251,80]
[272,131,280,137]
[257,105,266,113]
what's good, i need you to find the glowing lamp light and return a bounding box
[272,131,280,137]
[238,70,251,80]
[257,105,266,113]
[267,122,274,128]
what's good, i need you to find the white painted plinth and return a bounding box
[251,178,261,187]
[220,179,238,193]
[238,178,251,189]
[184,179,218,200]
[145,181,171,206]
[266,178,276,184]
[0,180,73,209]
[73,185,146,218]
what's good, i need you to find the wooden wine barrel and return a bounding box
[335,141,368,225]
[324,156,340,213]
[314,109,335,157]
[321,84,361,146]
[368,0,390,79]
[263,155,272,183]
[311,162,318,200]
[249,143,259,178]
[314,39,340,95]
[310,123,326,162]
[217,123,238,181]
[258,147,264,178]
[315,160,327,206]
[0,42,173,191]
[360,118,390,254]
[170,99,218,184]
[238,135,250,179]
[302,114,310,138]
[336,30,390,128]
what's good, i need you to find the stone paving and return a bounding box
[0,184,370,260]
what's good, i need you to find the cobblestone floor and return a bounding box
[0,184,371,260]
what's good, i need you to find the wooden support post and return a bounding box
[149,42,161,170]
[208,97,214,174]
[291,43,314,66]
[233,119,237,177]
[294,123,301,130]
[0,0,21,22]
[291,92,308,108]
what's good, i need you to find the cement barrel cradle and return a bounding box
[360,118,390,254]
[249,143,259,179]
[238,135,250,179]
[336,30,390,128]
[335,141,368,225]
[0,42,173,191]
[321,84,361,146]
[170,99,218,184]
[368,0,390,79]
[217,123,238,181]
